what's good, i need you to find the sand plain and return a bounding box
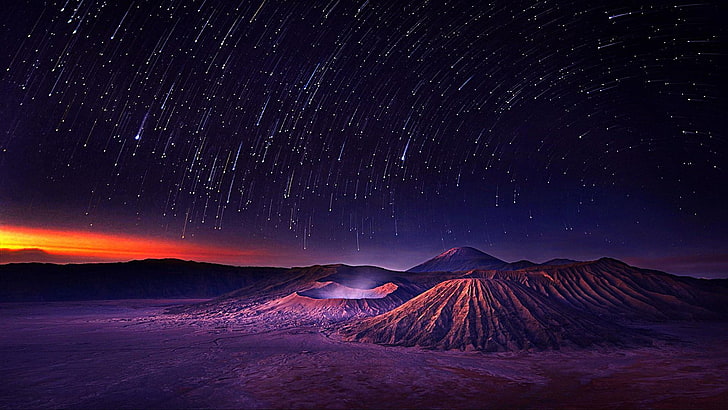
[1,299,727,409]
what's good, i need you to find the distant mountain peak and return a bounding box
[408,246,507,273]
[437,246,491,258]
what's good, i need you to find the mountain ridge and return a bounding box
[3,251,728,352]
[407,247,588,273]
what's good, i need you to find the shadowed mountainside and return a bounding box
[0,259,286,301]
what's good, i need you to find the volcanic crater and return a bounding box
[297,281,399,300]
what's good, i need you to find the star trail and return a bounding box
[1,1,726,275]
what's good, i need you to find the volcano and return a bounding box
[407,247,510,272]
[465,258,728,321]
[342,255,728,351]
[168,265,424,326]
[252,281,415,324]
[343,278,646,351]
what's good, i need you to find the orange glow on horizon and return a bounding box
[0,225,265,265]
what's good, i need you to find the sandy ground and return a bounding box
[1,300,728,409]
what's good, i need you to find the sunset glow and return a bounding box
[0,225,264,265]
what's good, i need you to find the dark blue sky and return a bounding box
[1,1,726,277]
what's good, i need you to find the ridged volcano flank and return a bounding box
[343,278,643,351]
[407,247,508,272]
[520,258,728,320]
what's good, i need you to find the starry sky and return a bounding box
[1,0,726,277]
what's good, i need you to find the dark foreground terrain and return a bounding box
[2,299,727,409]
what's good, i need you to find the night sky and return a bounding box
[1,1,726,276]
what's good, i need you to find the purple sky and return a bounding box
[1,1,726,278]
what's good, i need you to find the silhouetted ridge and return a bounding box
[0,259,287,301]
[541,258,580,266]
[507,260,538,269]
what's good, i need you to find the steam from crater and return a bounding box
[298,282,398,300]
